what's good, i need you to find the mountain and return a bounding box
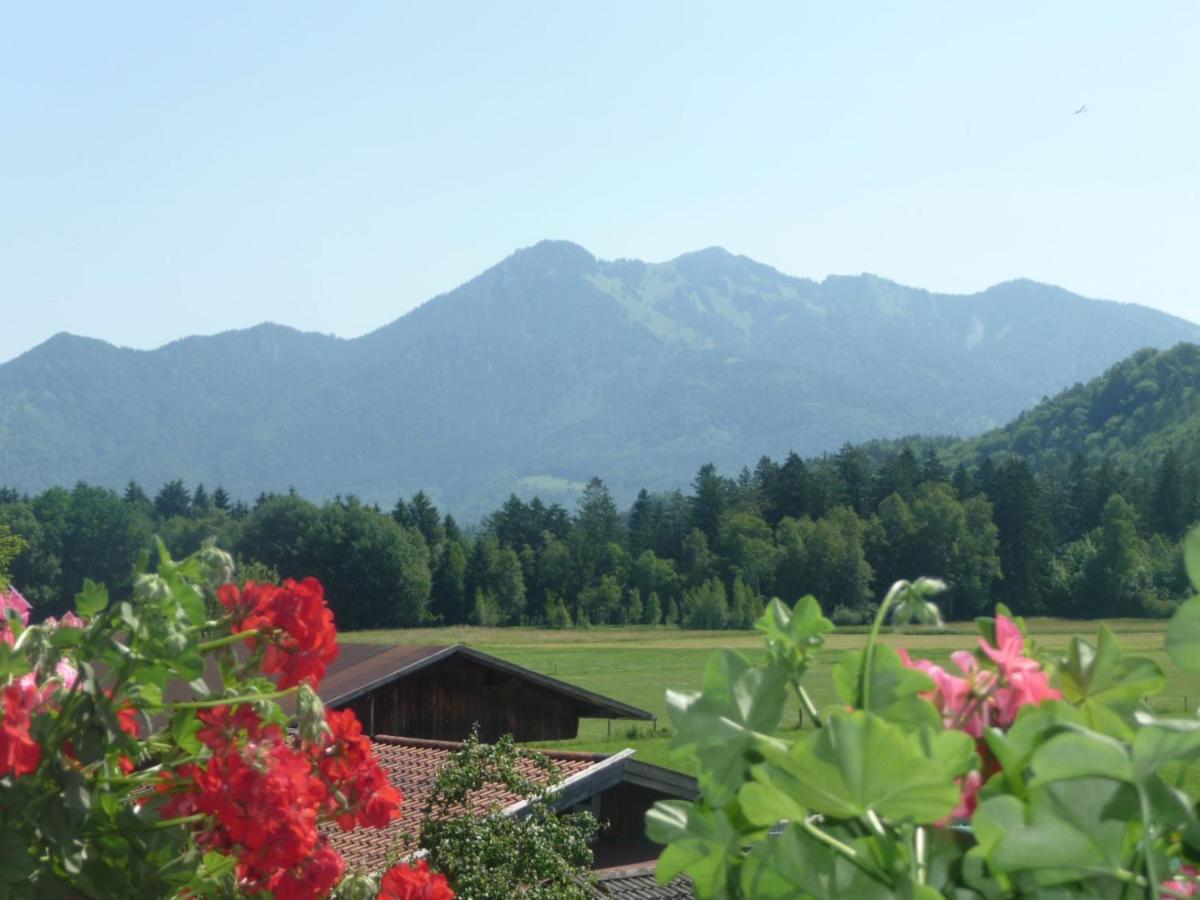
[2,240,1198,517]
[948,342,1200,475]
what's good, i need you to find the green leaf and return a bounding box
[1166,596,1200,674]
[170,652,204,682]
[1131,714,1200,780]
[1185,526,1200,593]
[965,796,1024,897]
[645,800,742,896]
[75,578,109,618]
[667,650,786,806]
[986,777,1137,885]
[756,596,833,680]
[913,726,976,778]
[1027,730,1133,786]
[0,642,32,680]
[985,701,1084,796]
[1058,625,1165,735]
[757,709,960,823]
[739,824,895,900]
[171,709,201,754]
[833,646,941,729]
[0,831,34,883]
[737,778,808,828]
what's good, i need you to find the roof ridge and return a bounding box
[370,734,609,762]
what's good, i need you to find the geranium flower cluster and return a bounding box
[155,575,451,899]
[378,860,455,899]
[1,548,458,898]
[159,703,361,897]
[218,577,340,689]
[900,614,1060,818]
[0,587,87,777]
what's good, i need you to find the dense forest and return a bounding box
[2,344,1197,629]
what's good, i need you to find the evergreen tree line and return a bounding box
[0,442,1196,629]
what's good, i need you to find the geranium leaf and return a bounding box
[1166,596,1200,674]
[646,800,742,895]
[833,646,940,729]
[757,709,959,822]
[987,777,1137,885]
[1131,714,1200,780]
[75,579,109,618]
[667,650,787,806]
[1058,625,1164,735]
[740,824,895,900]
[1185,526,1200,593]
[1028,730,1133,786]
[737,779,808,828]
[756,596,833,682]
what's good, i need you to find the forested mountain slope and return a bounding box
[949,343,1200,476]
[2,240,1197,516]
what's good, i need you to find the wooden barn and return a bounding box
[300,643,653,742]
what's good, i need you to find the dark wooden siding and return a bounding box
[596,782,672,844]
[333,655,582,742]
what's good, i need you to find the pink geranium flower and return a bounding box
[979,615,1040,680]
[44,611,86,629]
[1164,864,1200,897]
[1,587,31,627]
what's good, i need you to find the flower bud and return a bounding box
[133,574,171,604]
[295,682,328,746]
[197,540,235,588]
[335,872,378,900]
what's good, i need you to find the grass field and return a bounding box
[341,619,1200,777]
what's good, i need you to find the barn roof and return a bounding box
[315,642,653,722]
[328,735,630,873]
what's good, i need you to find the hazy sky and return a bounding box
[2,3,1198,363]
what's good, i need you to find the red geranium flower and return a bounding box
[314,708,402,829]
[218,578,339,689]
[267,837,345,900]
[0,680,41,777]
[377,860,454,900]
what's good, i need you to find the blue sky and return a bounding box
[2,3,1197,362]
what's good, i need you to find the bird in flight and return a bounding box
[1071,104,1087,115]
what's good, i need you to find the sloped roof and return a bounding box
[328,736,619,873]
[594,865,694,898]
[317,642,653,721]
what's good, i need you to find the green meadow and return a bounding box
[342,619,1200,788]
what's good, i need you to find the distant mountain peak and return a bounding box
[506,239,596,269]
[3,243,1199,518]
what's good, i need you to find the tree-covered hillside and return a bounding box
[2,241,1197,518]
[950,342,1200,478]
[3,344,1199,629]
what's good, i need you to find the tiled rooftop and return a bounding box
[329,735,607,873]
[594,865,695,898]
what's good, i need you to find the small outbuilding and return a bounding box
[307,642,653,742]
[329,735,698,885]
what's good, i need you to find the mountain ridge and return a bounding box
[2,241,1198,517]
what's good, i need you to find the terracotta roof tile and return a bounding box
[594,865,694,898]
[329,735,606,873]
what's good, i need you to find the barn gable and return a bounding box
[311,643,652,742]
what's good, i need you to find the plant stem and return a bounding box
[1137,786,1163,900]
[153,813,205,829]
[797,685,823,727]
[861,580,908,710]
[166,686,295,710]
[915,826,928,885]
[797,818,889,887]
[196,629,259,652]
